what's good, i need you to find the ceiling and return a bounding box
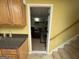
[30,7,50,17]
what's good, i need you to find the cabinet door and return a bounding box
[18,39,28,59]
[2,49,16,55]
[0,0,12,25]
[0,49,2,56]
[8,55,17,59]
[4,55,17,59]
[8,0,26,26]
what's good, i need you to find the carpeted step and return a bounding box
[70,39,79,46]
[66,44,79,58]
[67,44,79,52]
[64,45,79,59]
[69,39,79,49]
[51,36,79,59]
[69,43,79,49]
[70,41,79,45]
[52,51,61,59]
[58,48,71,59]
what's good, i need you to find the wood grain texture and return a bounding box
[18,38,28,59]
[4,55,17,59]
[8,0,26,26]
[0,49,1,56]
[2,49,17,55]
[0,38,28,59]
[0,0,26,26]
[0,0,12,24]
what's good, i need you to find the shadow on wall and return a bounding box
[49,1,79,51]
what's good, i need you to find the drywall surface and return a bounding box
[25,0,79,52]
[26,0,79,52]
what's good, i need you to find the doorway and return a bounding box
[28,4,53,54]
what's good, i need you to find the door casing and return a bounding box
[27,4,54,54]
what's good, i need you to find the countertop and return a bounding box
[0,34,28,49]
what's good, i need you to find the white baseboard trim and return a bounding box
[49,33,79,55]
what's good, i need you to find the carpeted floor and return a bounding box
[27,54,52,59]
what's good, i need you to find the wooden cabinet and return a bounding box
[0,39,28,59]
[2,49,16,55]
[8,0,26,26]
[2,49,18,59]
[0,49,2,56]
[0,0,12,25]
[3,55,17,59]
[0,0,26,26]
[8,55,17,59]
[18,39,28,59]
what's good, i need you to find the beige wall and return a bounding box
[49,1,79,51]
[25,0,79,52]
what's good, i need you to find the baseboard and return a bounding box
[32,51,47,54]
[49,33,79,55]
[29,51,47,54]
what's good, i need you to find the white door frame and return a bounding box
[27,4,53,54]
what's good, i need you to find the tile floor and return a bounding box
[32,38,45,51]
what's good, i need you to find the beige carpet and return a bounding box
[27,54,52,59]
[27,36,79,59]
[52,36,79,59]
